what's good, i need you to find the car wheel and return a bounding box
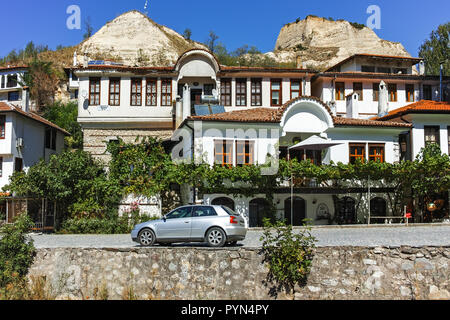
[138,229,156,247]
[206,227,226,248]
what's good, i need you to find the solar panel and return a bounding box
[210,105,225,114]
[194,105,211,116]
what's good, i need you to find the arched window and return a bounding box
[284,197,306,226]
[336,197,356,225]
[211,197,235,211]
[249,198,271,228]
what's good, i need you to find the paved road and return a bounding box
[30,225,450,248]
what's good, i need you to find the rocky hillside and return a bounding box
[269,15,412,71]
[77,10,207,67]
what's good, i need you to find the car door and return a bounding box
[156,206,192,240]
[190,206,218,240]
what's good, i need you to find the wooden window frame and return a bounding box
[373,83,379,102]
[235,79,247,107]
[368,144,385,163]
[220,79,232,106]
[130,78,143,106]
[0,115,5,140]
[405,84,415,102]
[251,79,262,106]
[353,82,363,101]
[89,77,101,106]
[214,140,233,167]
[108,78,121,106]
[270,79,282,107]
[236,140,255,167]
[424,126,440,146]
[349,143,366,164]
[290,79,302,100]
[388,83,397,102]
[335,82,345,101]
[161,79,172,106]
[146,78,158,106]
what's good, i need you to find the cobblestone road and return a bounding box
[30,224,450,248]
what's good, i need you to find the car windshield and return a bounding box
[221,206,238,216]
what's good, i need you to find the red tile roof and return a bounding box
[0,65,28,71]
[186,96,411,128]
[0,102,70,135]
[325,53,422,72]
[375,100,450,121]
[188,108,279,123]
[333,117,411,128]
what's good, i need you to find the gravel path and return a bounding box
[30,225,450,248]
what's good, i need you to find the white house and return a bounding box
[376,100,450,159]
[175,96,411,227]
[0,101,68,190]
[0,65,28,106]
[69,49,449,225]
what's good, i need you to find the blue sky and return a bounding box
[1,0,448,58]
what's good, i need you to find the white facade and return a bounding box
[0,104,66,190]
[0,67,27,107]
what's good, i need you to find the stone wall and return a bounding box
[83,128,173,163]
[28,246,449,300]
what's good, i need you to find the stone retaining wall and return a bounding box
[28,246,450,300]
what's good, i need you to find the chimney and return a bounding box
[82,52,88,68]
[378,81,389,117]
[22,87,30,113]
[182,84,191,121]
[419,60,425,75]
[73,51,78,67]
[346,92,359,118]
[327,101,337,116]
[296,56,302,69]
[175,96,183,128]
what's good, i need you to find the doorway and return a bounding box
[284,197,306,226]
[249,198,271,228]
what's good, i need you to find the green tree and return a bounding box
[3,150,122,225]
[20,58,59,110]
[419,22,450,76]
[42,101,83,149]
[206,31,219,53]
[182,28,192,40]
[83,16,94,40]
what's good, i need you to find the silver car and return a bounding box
[131,205,247,247]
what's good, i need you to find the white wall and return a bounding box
[410,114,450,158]
[0,112,66,190]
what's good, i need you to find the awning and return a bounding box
[289,135,343,151]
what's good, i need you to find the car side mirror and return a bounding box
[163,215,167,222]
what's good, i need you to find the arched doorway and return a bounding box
[336,197,356,225]
[249,198,271,228]
[370,197,387,223]
[212,197,235,211]
[284,197,306,226]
